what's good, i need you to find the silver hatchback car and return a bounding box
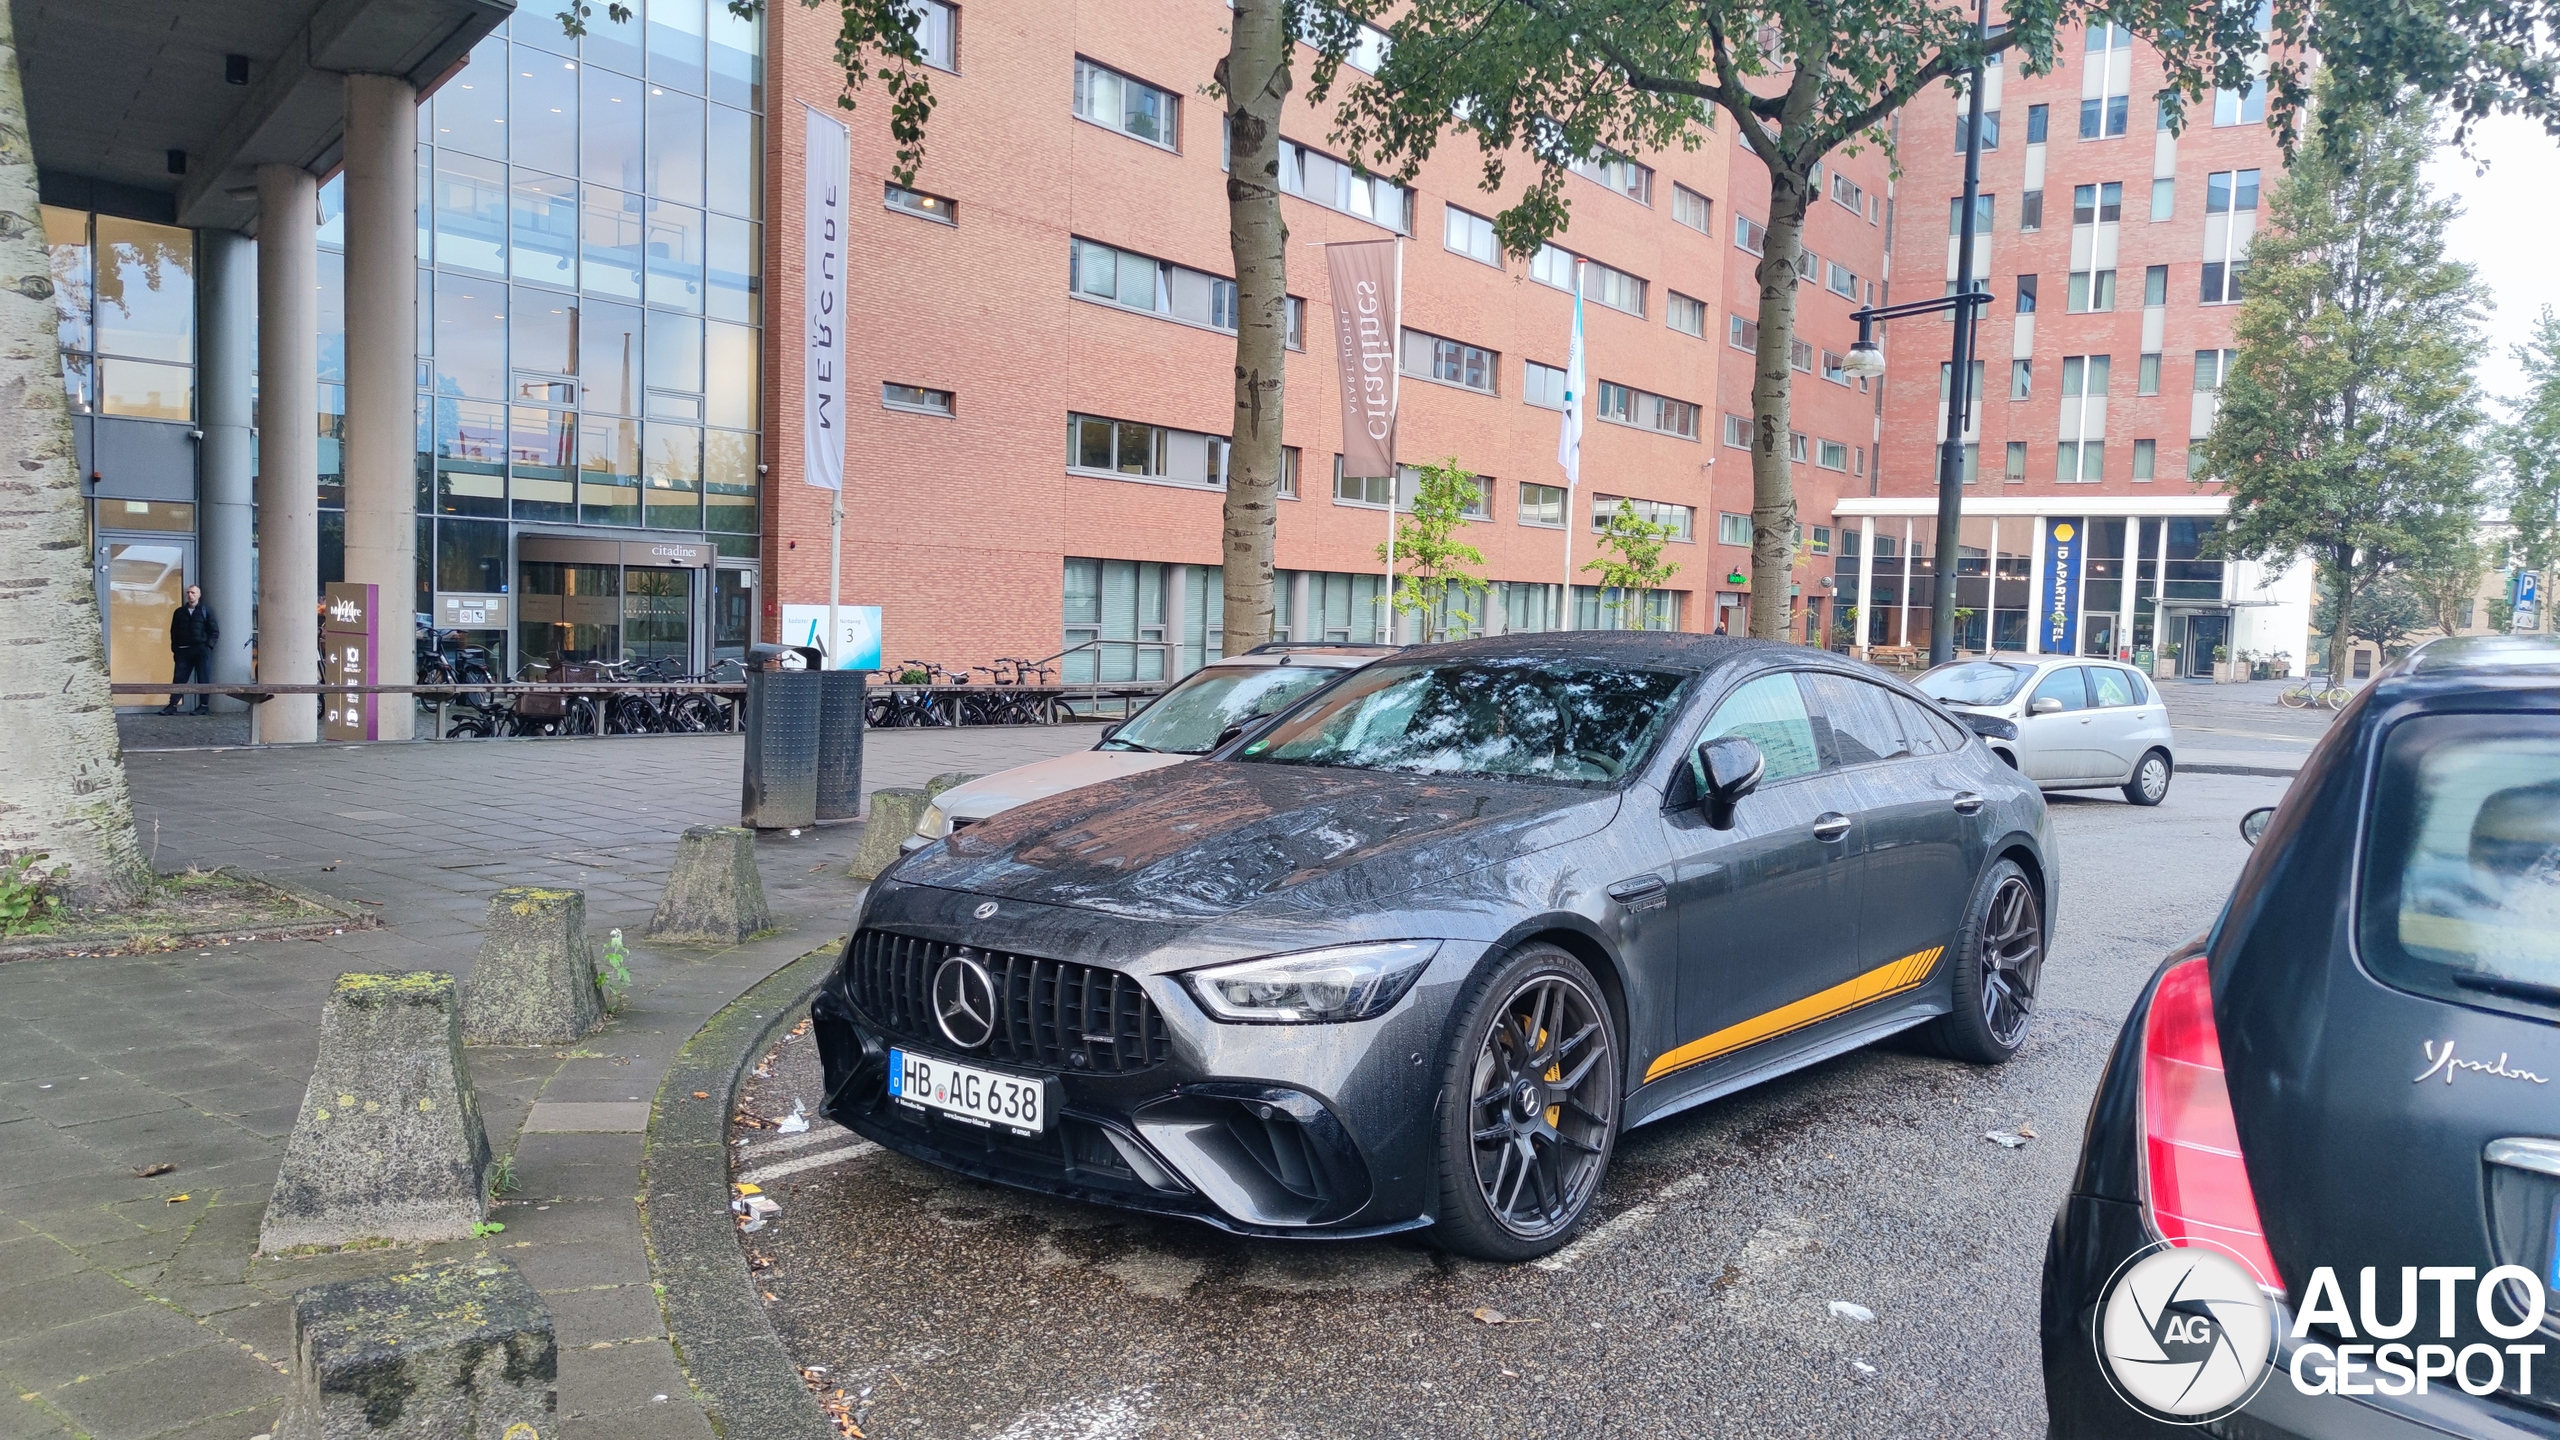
[1913,656,2177,804]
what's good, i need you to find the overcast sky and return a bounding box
[2425,111,2560,408]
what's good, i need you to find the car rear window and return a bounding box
[2359,713,2560,1022]
[1240,659,1691,785]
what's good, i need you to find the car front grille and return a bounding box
[843,929,1170,1074]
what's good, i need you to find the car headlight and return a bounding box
[913,802,950,840]
[1181,941,1440,1024]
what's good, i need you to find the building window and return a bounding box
[2194,349,2231,392]
[1956,110,2001,151]
[1518,481,1566,527]
[1444,205,1499,266]
[1787,430,1809,463]
[2067,270,2117,312]
[1523,360,1567,410]
[1335,459,1491,517]
[2150,176,2174,220]
[1070,412,1166,477]
[1816,438,1849,471]
[1667,292,1707,337]
[2143,264,2168,307]
[1947,194,1994,235]
[885,183,956,224]
[1673,184,1713,234]
[1402,328,1497,394]
[1070,237,1242,331]
[1073,58,1177,149]
[1532,245,1645,316]
[1717,511,1752,546]
[2010,360,2032,399]
[883,383,953,416]
[2057,354,2111,481]
[1286,296,1306,350]
[1335,19,1392,73]
[2214,79,2268,126]
[1569,151,1654,203]
[1722,413,1751,449]
[1790,338,1814,373]
[1594,380,1699,439]
[1728,314,1758,352]
[2202,169,2259,304]
[1589,495,1693,540]
[2073,182,2123,224]
[2020,189,2043,231]
[1795,247,1818,282]
[1830,171,1866,215]
[2139,352,2161,394]
[1825,261,1859,300]
[2132,437,2157,481]
[1822,350,1847,384]
[910,0,958,71]
[2026,103,2049,144]
[2017,275,2038,312]
[1733,213,1766,256]
[2004,440,2028,481]
[2081,21,2133,138]
[1281,140,1412,232]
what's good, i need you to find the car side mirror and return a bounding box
[1690,737,1766,831]
[2240,806,2274,847]
[2030,697,2064,716]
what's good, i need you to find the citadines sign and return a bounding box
[1325,238,1401,480]
[2043,518,2085,653]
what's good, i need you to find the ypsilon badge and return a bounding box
[2095,1244,2277,1422]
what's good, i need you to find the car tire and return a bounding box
[2121,748,2172,806]
[1427,943,1621,1263]
[1914,858,2046,1066]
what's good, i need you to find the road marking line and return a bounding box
[1535,1171,1710,1271]
[737,1141,880,1187]
[738,1125,849,1158]
[2182,725,2317,745]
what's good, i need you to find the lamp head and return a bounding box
[1842,340,1887,380]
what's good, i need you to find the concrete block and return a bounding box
[849,787,929,882]
[276,1257,555,1440]
[463,888,603,1047]
[925,771,984,798]
[645,826,771,945]
[260,973,492,1253]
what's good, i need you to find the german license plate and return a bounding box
[887,1048,1045,1135]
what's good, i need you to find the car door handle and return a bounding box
[1606,876,1669,912]
[1812,813,1853,842]
[1951,792,1986,815]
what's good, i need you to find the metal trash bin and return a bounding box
[816,670,866,822]
[740,667,821,829]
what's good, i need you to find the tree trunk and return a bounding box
[0,5,147,908]
[1218,0,1291,656]
[1746,167,1812,642]
[2327,563,2358,683]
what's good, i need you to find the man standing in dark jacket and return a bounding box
[163,584,217,715]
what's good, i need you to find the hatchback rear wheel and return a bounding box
[1430,944,1620,1262]
[2122,748,2172,806]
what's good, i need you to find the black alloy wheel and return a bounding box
[1432,944,1620,1261]
[2122,748,2172,806]
[1917,858,2045,1064]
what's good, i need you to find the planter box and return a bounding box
[2155,660,2181,680]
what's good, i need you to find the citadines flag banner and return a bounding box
[801,105,851,492]
[1325,238,1401,479]
[2044,518,2085,653]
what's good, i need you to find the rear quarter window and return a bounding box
[2359,713,2560,1022]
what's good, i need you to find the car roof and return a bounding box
[2396,634,2560,678]
[1197,647,1383,671]
[1385,630,1808,674]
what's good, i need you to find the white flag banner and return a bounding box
[801,105,851,492]
[1556,280,1586,487]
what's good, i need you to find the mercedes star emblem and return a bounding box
[932,951,998,1049]
[973,901,1000,920]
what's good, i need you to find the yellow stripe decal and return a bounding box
[1642,944,1946,1085]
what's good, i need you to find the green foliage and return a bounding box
[471,1220,507,1238]
[2314,572,2430,656]
[2198,92,2486,679]
[1375,458,1489,635]
[491,1153,519,1197]
[2498,307,2560,588]
[557,2,938,185]
[598,927,632,1011]
[1582,500,1682,630]
[0,852,69,937]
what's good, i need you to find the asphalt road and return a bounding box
[733,772,2291,1440]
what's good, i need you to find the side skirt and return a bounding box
[1620,992,1950,1132]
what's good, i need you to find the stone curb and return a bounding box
[640,935,846,1440]
[0,868,383,963]
[2181,762,2301,778]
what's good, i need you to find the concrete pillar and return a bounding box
[2026,517,2048,656]
[254,166,320,744]
[1854,516,1875,656]
[197,230,256,712]
[341,73,419,740]
[1288,570,1310,642]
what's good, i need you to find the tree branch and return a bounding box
[1814,25,2023,155]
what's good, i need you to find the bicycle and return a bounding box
[2277,674,2353,710]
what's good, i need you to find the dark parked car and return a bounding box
[2043,635,2560,1435]
[814,633,2055,1260]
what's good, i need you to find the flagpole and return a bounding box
[1558,263,1585,632]
[826,496,842,669]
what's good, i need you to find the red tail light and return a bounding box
[2140,955,2281,1286]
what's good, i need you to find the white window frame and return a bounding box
[1401,327,1499,395]
[1716,511,1751,546]
[1569,151,1654,204]
[1672,185,1713,234]
[908,1,959,72]
[2056,354,2111,482]
[1666,291,1707,338]
[1072,58,1178,151]
[1592,493,1696,542]
[884,383,954,416]
[1443,205,1500,267]
[1280,139,1411,233]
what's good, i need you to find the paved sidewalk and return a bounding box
[2153,676,2339,776]
[0,725,1098,1440]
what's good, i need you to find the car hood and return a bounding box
[893,760,1620,923]
[937,748,1191,821]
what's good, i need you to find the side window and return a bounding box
[1887,692,1966,754]
[1698,673,1822,783]
[2089,666,2138,708]
[2030,667,2092,712]
[1802,672,1916,766]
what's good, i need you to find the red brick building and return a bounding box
[1844,20,2313,677]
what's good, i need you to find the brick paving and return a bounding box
[0,725,1100,1440]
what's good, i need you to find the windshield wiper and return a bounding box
[1100,737,1159,753]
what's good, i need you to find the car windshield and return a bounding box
[1101,664,1342,756]
[2360,714,2560,1022]
[1237,659,1691,784]
[1915,660,2037,707]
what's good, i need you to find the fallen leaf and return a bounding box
[166,1193,191,1204]
[693,1091,710,1099]
[2016,1124,2038,1139]
[133,1162,174,1178]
